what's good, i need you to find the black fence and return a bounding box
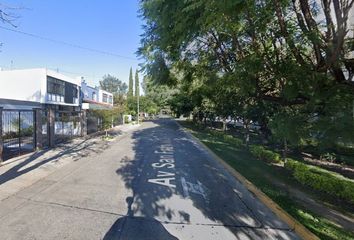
[87,115,103,134]
[1,110,35,160]
[1,108,124,161]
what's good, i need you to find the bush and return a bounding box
[124,115,130,123]
[209,130,243,147]
[223,134,243,147]
[285,159,354,204]
[335,144,354,156]
[250,145,281,163]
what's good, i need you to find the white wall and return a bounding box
[81,81,98,102]
[0,68,81,107]
[0,68,46,103]
[98,89,113,106]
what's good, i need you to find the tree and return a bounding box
[99,74,127,95]
[135,69,139,97]
[139,0,354,152]
[128,67,134,98]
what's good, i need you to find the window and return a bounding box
[102,93,108,103]
[109,96,113,104]
[47,77,65,96]
[92,92,96,101]
[73,87,78,98]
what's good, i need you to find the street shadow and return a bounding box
[112,119,298,239]
[103,196,178,240]
[0,129,123,186]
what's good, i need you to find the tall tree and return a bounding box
[139,0,354,150]
[128,67,134,98]
[99,74,128,107]
[99,74,127,94]
[135,69,139,97]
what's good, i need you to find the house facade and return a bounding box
[0,68,117,161]
[81,80,113,110]
[0,68,82,160]
[0,68,81,111]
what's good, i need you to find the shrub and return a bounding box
[208,130,243,147]
[335,144,354,156]
[250,145,265,159]
[250,145,281,163]
[124,115,130,123]
[223,134,243,147]
[285,159,354,204]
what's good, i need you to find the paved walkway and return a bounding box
[0,124,139,201]
[0,120,299,239]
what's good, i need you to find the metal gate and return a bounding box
[87,115,103,134]
[55,111,82,144]
[1,110,35,160]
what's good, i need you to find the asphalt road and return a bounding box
[0,119,300,240]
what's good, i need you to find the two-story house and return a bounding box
[0,68,82,159]
[0,68,81,111]
[81,80,113,110]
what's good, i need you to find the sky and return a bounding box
[0,0,143,87]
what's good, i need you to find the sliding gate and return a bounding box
[1,110,35,160]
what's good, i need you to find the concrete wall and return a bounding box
[0,68,46,104]
[81,81,113,107]
[98,89,113,106]
[0,68,81,108]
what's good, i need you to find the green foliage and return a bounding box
[134,69,139,97]
[139,0,354,153]
[208,130,244,147]
[128,67,134,98]
[181,120,354,240]
[124,115,130,123]
[250,145,281,163]
[99,74,127,95]
[335,143,354,156]
[91,108,122,131]
[285,159,354,204]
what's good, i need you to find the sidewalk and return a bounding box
[0,124,140,201]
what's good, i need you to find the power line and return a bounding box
[0,25,137,60]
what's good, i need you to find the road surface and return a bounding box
[0,119,299,239]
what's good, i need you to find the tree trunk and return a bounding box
[222,118,227,132]
[243,118,250,147]
[283,138,288,160]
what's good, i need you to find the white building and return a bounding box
[0,68,81,110]
[81,80,113,110]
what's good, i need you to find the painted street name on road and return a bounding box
[148,140,176,188]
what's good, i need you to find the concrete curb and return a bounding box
[175,120,319,240]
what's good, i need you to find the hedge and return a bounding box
[208,130,244,147]
[335,144,354,156]
[285,159,354,204]
[249,145,281,163]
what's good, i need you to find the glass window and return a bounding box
[47,77,65,96]
[109,96,113,104]
[73,87,78,98]
[102,93,108,103]
[92,92,96,101]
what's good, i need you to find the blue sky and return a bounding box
[0,0,143,87]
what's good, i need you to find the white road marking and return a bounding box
[181,177,209,203]
[181,177,190,198]
[148,140,177,189]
